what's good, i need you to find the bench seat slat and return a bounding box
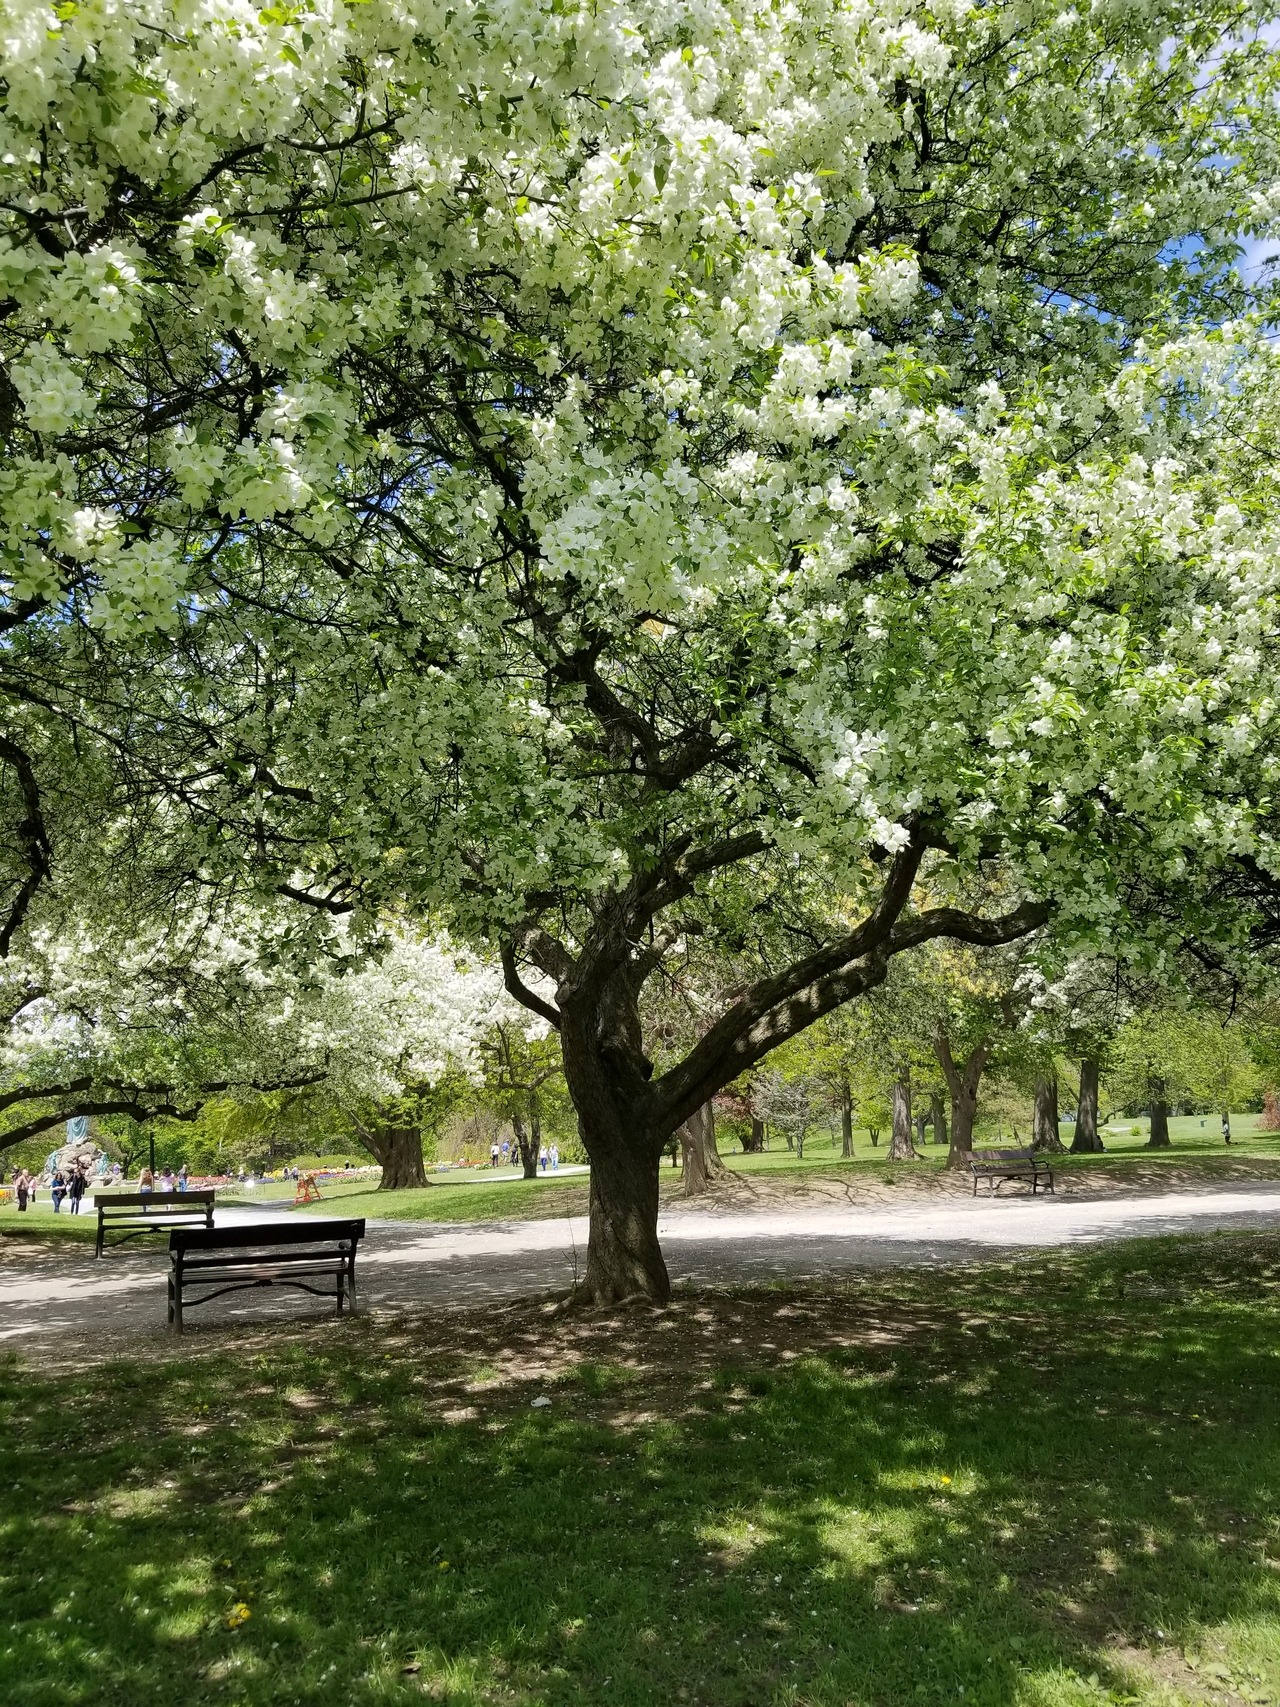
[179,1255,353,1276]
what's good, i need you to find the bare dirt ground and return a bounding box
[3,1167,1280,1369]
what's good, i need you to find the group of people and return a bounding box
[487,1138,561,1171]
[10,1164,89,1213]
[4,1159,192,1211]
[136,1166,189,1195]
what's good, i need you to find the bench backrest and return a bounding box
[169,1218,365,1252]
[94,1190,216,1209]
[970,1148,1038,1163]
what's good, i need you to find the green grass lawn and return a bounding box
[3,1233,1279,1706]
[5,1112,1280,1244]
[723,1109,1280,1174]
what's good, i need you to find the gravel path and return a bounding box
[4,1182,1279,1360]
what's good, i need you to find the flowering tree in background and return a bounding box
[0,911,520,1183]
[4,0,1280,1297]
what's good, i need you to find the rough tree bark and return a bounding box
[887,1075,918,1161]
[840,1081,854,1158]
[1070,1058,1104,1152]
[742,1116,765,1154]
[1147,1087,1171,1148]
[935,1031,992,1168]
[363,1123,428,1191]
[1033,1073,1066,1153]
[914,1109,928,1150]
[680,1101,726,1196]
[930,1092,947,1148]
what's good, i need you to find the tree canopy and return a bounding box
[4,0,1280,1297]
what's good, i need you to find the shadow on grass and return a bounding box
[2,1234,1280,1706]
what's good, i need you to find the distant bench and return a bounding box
[94,1189,215,1258]
[968,1148,1055,1197]
[167,1219,365,1333]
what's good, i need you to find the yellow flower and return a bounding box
[225,1602,252,1629]
[940,1475,952,1485]
[438,1561,450,1571]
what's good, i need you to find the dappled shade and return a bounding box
[2,1234,1279,1704]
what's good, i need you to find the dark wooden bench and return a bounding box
[94,1189,215,1258]
[969,1147,1055,1196]
[167,1219,365,1333]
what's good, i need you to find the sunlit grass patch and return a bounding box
[1,1234,1279,1704]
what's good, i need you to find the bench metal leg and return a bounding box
[169,1257,184,1333]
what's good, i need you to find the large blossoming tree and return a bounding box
[4,0,1280,1299]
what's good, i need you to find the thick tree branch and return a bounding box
[653,881,1049,1135]
[500,943,563,1030]
[0,733,52,958]
[277,881,354,915]
[651,834,928,1124]
[0,1067,328,1154]
[0,1099,208,1153]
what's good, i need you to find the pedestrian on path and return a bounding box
[15,1170,28,1211]
[68,1168,86,1215]
[139,1167,154,1197]
[50,1170,66,1212]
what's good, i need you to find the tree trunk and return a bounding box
[575,1134,669,1306]
[867,1125,880,1147]
[930,1092,947,1148]
[511,1112,539,1179]
[364,1123,428,1191]
[1033,1073,1065,1154]
[887,1076,918,1161]
[680,1102,725,1196]
[914,1110,928,1150]
[1147,1090,1171,1148]
[840,1083,854,1158]
[742,1116,765,1154]
[935,1031,991,1169]
[1070,1058,1104,1152]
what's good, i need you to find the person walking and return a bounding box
[177,1164,188,1193]
[550,1144,560,1171]
[50,1169,66,1213]
[15,1170,29,1212]
[490,1142,500,1169]
[67,1167,86,1215]
[138,1167,154,1197]
[538,1145,549,1172]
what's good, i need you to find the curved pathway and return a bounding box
[3,1181,1279,1359]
